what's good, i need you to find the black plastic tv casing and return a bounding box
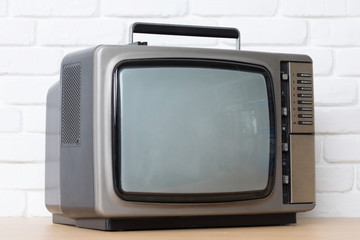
[45,23,315,231]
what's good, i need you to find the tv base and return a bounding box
[53,213,296,231]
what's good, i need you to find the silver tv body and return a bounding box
[46,32,315,230]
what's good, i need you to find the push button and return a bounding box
[297,80,312,84]
[298,107,312,111]
[283,175,289,184]
[282,107,288,116]
[298,100,312,104]
[297,73,312,77]
[282,143,289,152]
[298,93,312,98]
[282,73,289,80]
[297,87,312,91]
[298,114,313,118]
[298,121,313,125]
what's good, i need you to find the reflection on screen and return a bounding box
[119,66,270,194]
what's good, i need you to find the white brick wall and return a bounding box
[282,0,348,17]
[102,0,188,17]
[11,0,98,17]
[0,20,35,45]
[316,166,354,192]
[220,18,307,45]
[0,190,26,217]
[22,106,46,133]
[0,163,44,190]
[324,135,360,163]
[311,20,360,46]
[0,108,21,132]
[0,135,45,162]
[335,49,360,76]
[0,77,57,105]
[0,0,359,217]
[38,19,126,46]
[314,78,358,106]
[0,0,7,17]
[0,48,62,75]
[191,0,278,17]
[315,107,360,133]
[357,167,360,190]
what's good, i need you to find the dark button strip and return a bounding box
[298,114,313,118]
[298,107,312,111]
[297,87,312,91]
[298,93,312,98]
[298,121,313,125]
[297,80,312,84]
[298,100,313,104]
[297,73,312,77]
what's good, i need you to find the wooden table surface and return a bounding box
[0,217,359,240]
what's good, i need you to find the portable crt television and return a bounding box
[45,23,315,230]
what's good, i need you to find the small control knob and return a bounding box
[282,143,289,152]
[282,107,288,116]
[283,175,289,184]
[282,73,289,81]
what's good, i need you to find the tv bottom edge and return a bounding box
[53,213,297,231]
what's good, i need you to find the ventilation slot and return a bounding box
[61,63,81,147]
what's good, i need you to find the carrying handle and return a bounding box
[130,22,241,50]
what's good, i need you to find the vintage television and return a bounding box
[45,23,315,231]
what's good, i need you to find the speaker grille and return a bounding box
[61,63,81,147]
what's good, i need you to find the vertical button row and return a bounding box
[296,75,312,125]
[281,63,291,203]
[288,63,314,134]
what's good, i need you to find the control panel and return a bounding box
[287,62,314,133]
[281,62,315,205]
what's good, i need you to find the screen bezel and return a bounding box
[112,58,276,203]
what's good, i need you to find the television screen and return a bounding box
[114,61,275,201]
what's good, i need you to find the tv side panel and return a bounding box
[58,48,97,218]
[45,82,61,214]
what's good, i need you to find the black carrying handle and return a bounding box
[130,22,241,50]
